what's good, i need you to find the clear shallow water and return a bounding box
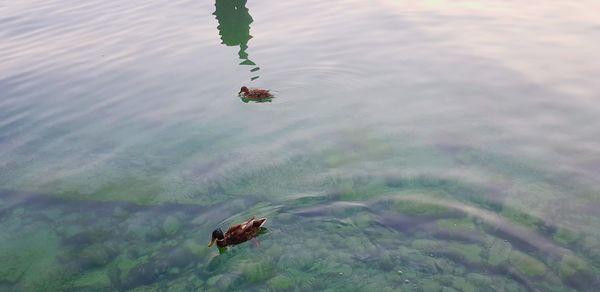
[1,0,600,290]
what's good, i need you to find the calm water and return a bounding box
[1,0,600,290]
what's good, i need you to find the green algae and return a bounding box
[581,235,600,263]
[437,218,476,232]
[465,273,493,289]
[433,258,457,274]
[553,228,579,246]
[323,150,355,168]
[71,270,111,290]
[24,268,74,292]
[448,243,482,264]
[109,254,146,285]
[0,253,30,284]
[166,276,204,291]
[558,254,591,279]
[509,251,546,277]
[500,206,544,231]
[412,239,440,252]
[0,224,63,289]
[1,172,598,292]
[451,277,476,292]
[421,280,443,291]
[393,201,453,216]
[412,240,482,264]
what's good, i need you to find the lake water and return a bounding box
[1,0,599,290]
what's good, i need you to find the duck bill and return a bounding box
[208,238,216,248]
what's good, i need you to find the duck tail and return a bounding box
[254,218,267,227]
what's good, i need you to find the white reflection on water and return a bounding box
[380,0,600,101]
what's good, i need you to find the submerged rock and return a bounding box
[465,273,493,289]
[162,216,182,236]
[206,275,222,287]
[71,270,111,290]
[558,254,595,288]
[1,228,63,290]
[112,206,130,219]
[268,275,293,291]
[0,254,30,284]
[206,274,236,291]
[121,262,158,289]
[451,277,476,292]
[420,280,442,291]
[183,239,208,258]
[63,229,112,246]
[70,244,117,270]
[116,245,195,290]
[412,239,439,252]
[434,258,456,274]
[553,228,579,246]
[509,251,546,277]
[375,251,396,271]
[447,243,482,264]
[240,261,274,283]
[159,246,196,270]
[277,252,314,271]
[145,224,163,241]
[487,239,512,266]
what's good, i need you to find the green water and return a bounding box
[1,0,600,290]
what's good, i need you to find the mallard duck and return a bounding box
[208,217,268,248]
[238,86,273,100]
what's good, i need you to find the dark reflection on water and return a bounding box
[213,0,260,81]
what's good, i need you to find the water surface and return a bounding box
[1,0,600,290]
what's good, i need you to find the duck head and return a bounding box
[239,86,250,95]
[208,228,224,247]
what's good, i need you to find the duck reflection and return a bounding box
[213,0,260,80]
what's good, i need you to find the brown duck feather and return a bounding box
[239,86,273,99]
[211,217,267,248]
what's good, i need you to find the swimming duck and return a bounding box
[238,86,273,100]
[208,217,268,248]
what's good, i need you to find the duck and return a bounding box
[208,217,268,248]
[238,86,273,100]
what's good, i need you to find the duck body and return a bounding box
[208,217,267,248]
[239,86,273,100]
